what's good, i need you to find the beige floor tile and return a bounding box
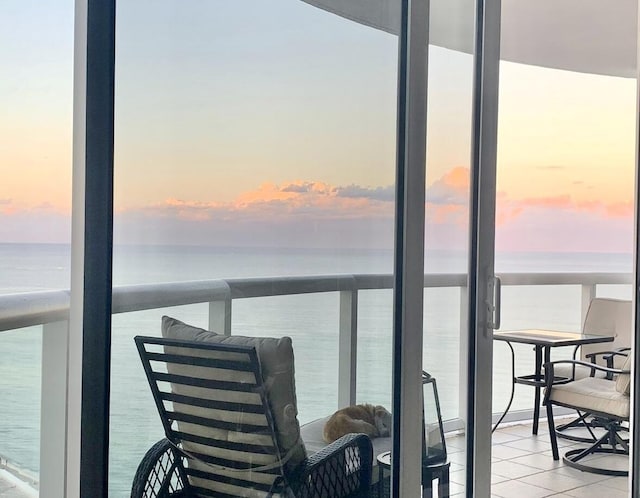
[517,468,599,493]
[504,436,555,453]
[491,461,543,479]
[497,425,550,437]
[578,453,629,473]
[491,474,509,485]
[563,483,629,498]
[553,465,615,485]
[601,475,630,492]
[491,431,525,444]
[495,423,539,438]
[491,479,556,498]
[510,453,565,471]
[492,444,532,460]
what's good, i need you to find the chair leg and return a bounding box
[545,401,559,460]
[563,421,629,477]
[556,410,598,443]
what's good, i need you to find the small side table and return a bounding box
[377,451,450,497]
[493,329,614,434]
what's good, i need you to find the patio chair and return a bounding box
[543,353,632,476]
[555,298,631,381]
[131,317,372,498]
[550,298,631,441]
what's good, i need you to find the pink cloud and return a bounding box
[423,167,634,253]
[141,180,395,224]
[1,168,635,253]
[114,170,635,252]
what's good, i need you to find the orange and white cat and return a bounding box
[323,404,392,443]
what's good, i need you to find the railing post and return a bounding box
[40,320,69,498]
[209,281,232,335]
[338,288,358,408]
[580,284,597,326]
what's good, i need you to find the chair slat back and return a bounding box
[136,336,288,497]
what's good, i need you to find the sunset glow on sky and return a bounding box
[1,0,636,253]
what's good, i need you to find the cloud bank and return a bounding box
[1,169,634,253]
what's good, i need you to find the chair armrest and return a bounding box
[585,349,630,362]
[130,438,191,498]
[584,349,630,378]
[295,433,373,498]
[544,359,629,386]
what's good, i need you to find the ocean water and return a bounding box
[0,243,633,495]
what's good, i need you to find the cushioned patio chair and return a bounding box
[555,298,631,382]
[550,298,631,441]
[543,353,632,476]
[131,318,372,498]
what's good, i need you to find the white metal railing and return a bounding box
[0,271,633,495]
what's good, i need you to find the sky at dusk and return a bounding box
[1,0,637,253]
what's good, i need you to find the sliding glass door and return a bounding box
[109,0,401,495]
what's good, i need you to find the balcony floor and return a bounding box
[445,418,629,498]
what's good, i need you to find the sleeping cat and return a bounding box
[323,403,392,443]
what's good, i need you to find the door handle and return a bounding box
[488,275,501,330]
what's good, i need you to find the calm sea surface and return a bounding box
[0,243,632,495]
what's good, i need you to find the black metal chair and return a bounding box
[132,336,372,497]
[544,354,632,476]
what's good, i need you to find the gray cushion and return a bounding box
[161,316,306,495]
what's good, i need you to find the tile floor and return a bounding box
[444,419,630,497]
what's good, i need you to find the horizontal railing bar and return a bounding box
[225,275,357,298]
[0,272,632,332]
[112,281,231,313]
[0,291,70,331]
[497,272,632,286]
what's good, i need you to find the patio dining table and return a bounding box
[492,329,614,434]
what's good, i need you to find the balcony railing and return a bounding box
[0,271,632,495]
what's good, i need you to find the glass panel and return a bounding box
[494,2,636,494]
[112,1,398,495]
[424,2,476,494]
[0,1,73,495]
